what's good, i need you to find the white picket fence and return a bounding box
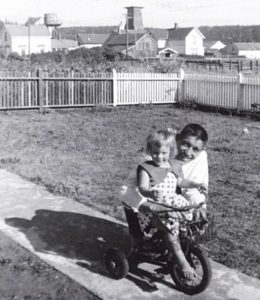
[183,72,260,111]
[115,71,179,105]
[0,69,259,112]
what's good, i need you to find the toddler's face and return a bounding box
[177,136,204,162]
[150,144,170,167]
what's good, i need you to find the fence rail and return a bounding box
[0,70,259,113]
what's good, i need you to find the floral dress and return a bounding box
[137,161,192,236]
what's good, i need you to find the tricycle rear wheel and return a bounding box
[105,248,129,279]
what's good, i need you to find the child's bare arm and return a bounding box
[177,178,208,194]
[138,169,164,213]
[138,169,162,200]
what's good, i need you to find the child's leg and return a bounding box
[151,215,196,278]
[164,231,196,279]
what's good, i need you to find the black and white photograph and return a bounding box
[0,0,259,299]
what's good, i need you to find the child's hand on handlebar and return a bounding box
[151,188,164,202]
[196,183,208,195]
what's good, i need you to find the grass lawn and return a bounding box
[0,105,259,279]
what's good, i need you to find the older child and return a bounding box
[137,129,206,279]
[175,123,209,220]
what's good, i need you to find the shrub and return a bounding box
[8,52,24,61]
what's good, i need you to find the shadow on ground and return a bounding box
[5,209,177,292]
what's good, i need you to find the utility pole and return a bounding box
[126,14,129,59]
[28,24,31,59]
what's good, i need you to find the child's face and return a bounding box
[150,144,171,167]
[177,136,205,162]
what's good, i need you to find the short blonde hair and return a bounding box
[146,129,176,156]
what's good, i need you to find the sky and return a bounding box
[1,0,260,28]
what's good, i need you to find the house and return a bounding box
[166,40,185,56]
[220,42,239,57]
[104,31,157,59]
[51,38,78,51]
[220,42,260,58]
[204,40,225,56]
[158,47,178,58]
[147,28,168,50]
[235,43,260,59]
[0,24,51,56]
[167,25,205,56]
[77,33,109,48]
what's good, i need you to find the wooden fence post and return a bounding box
[112,69,117,107]
[177,68,185,102]
[37,69,44,113]
[237,72,243,114]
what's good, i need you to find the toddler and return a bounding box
[137,129,206,279]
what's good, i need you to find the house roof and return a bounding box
[106,33,146,45]
[25,17,41,26]
[77,33,109,45]
[235,43,260,51]
[107,45,127,53]
[204,40,225,46]
[204,40,218,48]
[158,47,178,54]
[5,24,51,36]
[147,28,168,40]
[168,27,205,40]
[168,27,193,40]
[166,40,185,54]
[51,39,78,49]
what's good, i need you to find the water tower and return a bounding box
[125,7,144,33]
[44,13,62,38]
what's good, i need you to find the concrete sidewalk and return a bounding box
[0,169,259,300]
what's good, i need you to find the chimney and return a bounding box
[174,22,178,29]
[125,6,144,32]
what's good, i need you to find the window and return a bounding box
[37,45,45,53]
[4,32,8,42]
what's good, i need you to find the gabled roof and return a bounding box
[204,40,225,50]
[204,40,218,48]
[25,17,41,26]
[52,39,78,49]
[168,27,193,40]
[168,27,205,40]
[5,24,51,37]
[106,33,146,46]
[147,28,168,40]
[235,43,260,51]
[77,33,109,45]
[166,40,185,54]
[158,47,178,54]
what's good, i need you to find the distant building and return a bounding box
[235,43,260,59]
[158,47,178,58]
[167,25,205,56]
[104,32,157,59]
[77,33,109,48]
[124,6,145,33]
[204,40,225,56]
[221,42,260,59]
[147,28,168,50]
[51,38,78,51]
[0,24,51,56]
[103,6,157,59]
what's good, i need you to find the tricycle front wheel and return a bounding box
[170,244,212,295]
